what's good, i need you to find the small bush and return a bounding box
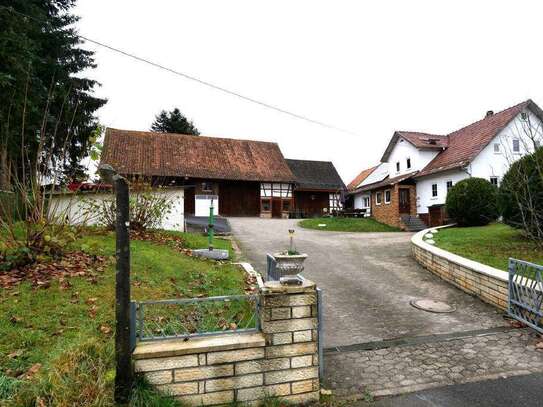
[446,178,498,226]
[499,148,543,241]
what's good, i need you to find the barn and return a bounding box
[100,128,297,218]
[286,159,345,217]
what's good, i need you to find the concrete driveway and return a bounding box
[229,218,506,348]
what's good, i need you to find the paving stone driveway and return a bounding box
[228,218,543,397]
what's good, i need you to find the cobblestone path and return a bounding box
[323,327,543,398]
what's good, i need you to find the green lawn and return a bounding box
[0,229,244,405]
[433,223,543,271]
[298,217,400,232]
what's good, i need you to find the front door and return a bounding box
[271,197,282,218]
[399,188,410,214]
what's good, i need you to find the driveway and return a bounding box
[229,217,506,348]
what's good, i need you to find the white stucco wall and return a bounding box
[49,188,185,231]
[195,194,219,217]
[353,191,371,214]
[387,138,440,178]
[415,108,543,214]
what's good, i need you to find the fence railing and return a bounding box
[266,253,279,281]
[131,294,260,344]
[508,258,543,334]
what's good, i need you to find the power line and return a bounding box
[0,5,361,137]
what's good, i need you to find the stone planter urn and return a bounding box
[273,252,308,279]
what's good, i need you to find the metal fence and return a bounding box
[266,253,279,281]
[508,258,543,334]
[130,294,260,345]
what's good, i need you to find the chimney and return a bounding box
[486,110,494,118]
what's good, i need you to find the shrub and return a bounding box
[83,184,175,231]
[499,148,543,241]
[446,178,498,226]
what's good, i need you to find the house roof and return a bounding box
[381,131,447,162]
[352,171,418,193]
[416,99,542,178]
[285,159,345,191]
[101,128,296,182]
[347,166,378,190]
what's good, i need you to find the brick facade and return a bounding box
[133,280,320,406]
[371,184,417,229]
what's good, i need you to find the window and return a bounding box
[406,158,411,169]
[396,162,400,172]
[384,190,391,204]
[261,199,271,212]
[490,176,498,186]
[282,199,291,212]
[260,183,292,198]
[376,192,382,205]
[513,139,520,153]
[493,143,500,153]
[363,197,370,208]
[201,182,214,193]
[446,180,453,192]
[431,183,438,198]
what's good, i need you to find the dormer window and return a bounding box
[406,158,411,169]
[396,162,400,172]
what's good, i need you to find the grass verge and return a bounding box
[0,229,243,405]
[299,217,399,232]
[433,223,543,271]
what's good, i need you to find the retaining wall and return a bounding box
[411,226,509,310]
[133,279,320,405]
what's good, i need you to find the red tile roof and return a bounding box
[347,166,378,190]
[397,131,448,149]
[101,128,296,182]
[416,100,535,178]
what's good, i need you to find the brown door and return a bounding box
[184,187,195,215]
[399,188,410,214]
[272,198,282,218]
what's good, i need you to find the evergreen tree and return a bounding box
[0,1,106,187]
[151,108,200,135]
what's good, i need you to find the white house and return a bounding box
[349,99,543,229]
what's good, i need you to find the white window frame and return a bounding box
[384,189,391,204]
[446,180,453,192]
[513,138,520,153]
[363,196,370,208]
[493,143,501,154]
[375,192,382,205]
[490,176,499,186]
[431,183,438,198]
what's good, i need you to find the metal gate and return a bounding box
[508,258,543,334]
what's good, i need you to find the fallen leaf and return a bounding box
[99,325,112,335]
[85,297,98,305]
[7,350,23,359]
[22,363,41,379]
[9,315,22,324]
[88,305,98,319]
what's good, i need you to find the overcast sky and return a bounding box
[74,0,543,184]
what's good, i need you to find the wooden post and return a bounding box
[114,176,132,404]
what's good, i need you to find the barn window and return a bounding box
[261,199,271,212]
[201,182,214,193]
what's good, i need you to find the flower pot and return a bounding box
[273,252,308,278]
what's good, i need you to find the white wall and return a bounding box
[353,192,371,214]
[416,170,468,214]
[195,194,219,217]
[49,188,185,231]
[387,137,440,178]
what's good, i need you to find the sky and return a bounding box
[74,0,543,184]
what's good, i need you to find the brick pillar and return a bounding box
[259,279,321,404]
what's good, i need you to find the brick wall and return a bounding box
[372,184,417,229]
[411,229,509,310]
[133,280,320,406]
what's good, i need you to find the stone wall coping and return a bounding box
[133,332,266,360]
[411,225,509,283]
[237,262,265,289]
[263,279,316,294]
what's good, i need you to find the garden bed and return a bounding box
[0,229,246,405]
[298,217,399,232]
[432,223,543,271]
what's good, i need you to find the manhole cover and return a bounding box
[410,299,456,313]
